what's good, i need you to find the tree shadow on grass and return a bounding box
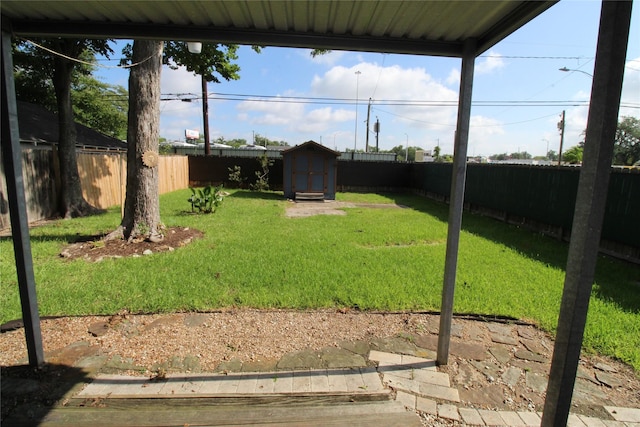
[369,191,640,315]
[228,190,284,201]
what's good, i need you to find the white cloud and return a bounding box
[475,51,506,75]
[446,68,460,86]
[310,62,459,133]
[621,57,640,118]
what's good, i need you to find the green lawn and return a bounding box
[1,189,638,371]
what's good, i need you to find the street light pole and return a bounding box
[405,133,409,162]
[559,67,593,78]
[354,71,361,152]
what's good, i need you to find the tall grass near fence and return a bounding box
[0,190,638,371]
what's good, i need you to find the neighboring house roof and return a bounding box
[282,140,341,157]
[17,101,127,150]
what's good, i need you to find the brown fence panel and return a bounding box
[1,151,190,229]
[159,155,189,194]
[0,148,57,229]
[78,151,126,209]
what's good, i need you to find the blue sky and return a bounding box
[96,1,639,157]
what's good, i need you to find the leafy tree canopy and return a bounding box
[613,116,640,166]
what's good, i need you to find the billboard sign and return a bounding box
[185,129,200,140]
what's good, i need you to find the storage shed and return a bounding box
[282,141,340,200]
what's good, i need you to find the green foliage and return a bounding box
[563,145,583,164]
[227,165,246,188]
[613,116,640,166]
[12,38,126,138]
[249,153,273,191]
[187,185,226,213]
[162,42,241,83]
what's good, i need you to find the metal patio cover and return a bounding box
[1,1,555,56]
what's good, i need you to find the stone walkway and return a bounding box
[4,315,639,426]
[73,349,640,426]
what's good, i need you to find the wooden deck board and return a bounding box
[6,401,420,427]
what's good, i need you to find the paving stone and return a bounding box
[574,378,608,401]
[104,354,146,373]
[478,409,506,426]
[47,341,103,366]
[520,339,547,355]
[369,350,402,365]
[595,371,623,388]
[605,407,640,423]
[486,323,514,336]
[601,421,626,427]
[525,372,548,393]
[515,350,547,364]
[88,321,110,337]
[458,385,506,407]
[595,363,618,373]
[502,366,522,387]
[438,403,461,421]
[451,321,464,338]
[183,314,208,327]
[454,362,487,385]
[451,341,488,361]
[143,315,180,330]
[241,359,278,372]
[320,347,367,368]
[370,337,418,356]
[501,411,527,426]
[578,415,607,427]
[413,334,486,360]
[338,340,371,356]
[577,366,599,384]
[492,333,519,346]
[277,349,323,370]
[418,381,460,402]
[383,372,421,394]
[395,390,416,410]
[517,326,537,340]
[416,397,437,415]
[490,345,513,364]
[517,411,541,426]
[470,360,502,383]
[216,358,243,373]
[465,322,488,342]
[459,407,485,426]
[568,414,588,427]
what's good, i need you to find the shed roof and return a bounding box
[282,140,340,157]
[1,1,556,57]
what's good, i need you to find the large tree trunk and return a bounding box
[110,40,164,242]
[52,39,102,218]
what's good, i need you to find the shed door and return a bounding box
[293,153,327,193]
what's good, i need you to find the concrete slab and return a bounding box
[416,397,437,415]
[605,407,640,423]
[517,411,541,426]
[438,403,461,421]
[500,411,527,426]
[459,407,485,425]
[479,409,507,426]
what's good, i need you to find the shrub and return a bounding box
[187,185,227,213]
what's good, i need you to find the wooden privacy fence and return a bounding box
[0,148,189,229]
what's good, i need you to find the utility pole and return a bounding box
[365,98,372,152]
[557,110,565,166]
[374,117,380,152]
[202,75,210,156]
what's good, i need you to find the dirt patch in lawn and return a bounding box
[59,227,204,262]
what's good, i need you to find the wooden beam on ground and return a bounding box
[541,1,633,425]
[1,27,44,367]
[437,38,476,366]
